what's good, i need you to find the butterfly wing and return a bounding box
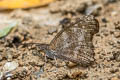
[49,15,99,66]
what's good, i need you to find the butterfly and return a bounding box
[24,15,99,67]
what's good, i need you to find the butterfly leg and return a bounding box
[44,54,48,63]
[54,56,58,67]
[43,54,48,70]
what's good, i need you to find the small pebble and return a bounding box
[114,22,120,30]
[7,77,11,80]
[110,68,119,73]
[117,40,120,44]
[102,18,108,23]
[67,69,83,78]
[6,51,13,62]
[113,51,120,61]
[111,11,118,16]
[67,61,77,68]
[114,31,120,38]
[3,61,19,72]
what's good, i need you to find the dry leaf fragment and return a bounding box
[0,0,55,9]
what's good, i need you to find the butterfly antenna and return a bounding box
[21,43,49,51]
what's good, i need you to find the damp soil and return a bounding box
[0,0,120,80]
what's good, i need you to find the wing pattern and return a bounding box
[46,15,99,66]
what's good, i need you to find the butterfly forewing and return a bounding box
[48,15,99,66]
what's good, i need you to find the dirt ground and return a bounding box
[0,0,120,80]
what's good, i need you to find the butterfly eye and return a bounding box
[60,18,71,29]
[60,18,71,25]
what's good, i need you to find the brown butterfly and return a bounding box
[24,15,99,67]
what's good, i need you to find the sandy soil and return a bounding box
[0,0,120,80]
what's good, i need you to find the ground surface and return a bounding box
[0,0,120,80]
